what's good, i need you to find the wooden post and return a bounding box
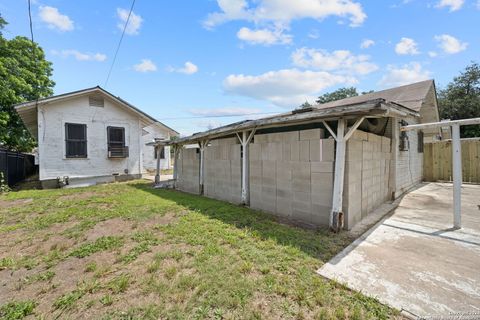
[451,124,462,229]
[389,118,399,199]
[154,145,161,184]
[330,119,346,232]
[173,145,179,188]
[236,130,255,205]
[198,140,208,195]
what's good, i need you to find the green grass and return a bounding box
[69,236,124,258]
[0,180,398,319]
[0,301,36,320]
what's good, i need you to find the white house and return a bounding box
[15,86,178,188]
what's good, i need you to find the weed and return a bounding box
[100,294,113,306]
[84,261,97,273]
[69,236,123,258]
[0,300,36,320]
[108,274,130,294]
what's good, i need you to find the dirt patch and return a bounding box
[57,192,101,201]
[141,213,179,230]
[84,218,135,242]
[0,198,33,209]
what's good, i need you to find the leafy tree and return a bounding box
[316,87,359,104]
[299,101,313,109]
[0,15,55,151]
[438,62,480,138]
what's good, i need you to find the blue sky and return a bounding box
[0,0,478,136]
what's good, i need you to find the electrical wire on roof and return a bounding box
[104,0,136,88]
[157,111,281,121]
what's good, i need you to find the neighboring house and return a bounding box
[15,86,178,188]
[142,122,173,173]
[167,80,440,231]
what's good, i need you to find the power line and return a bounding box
[27,0,34,43]
[104,0,136,88]
[157,111,281,121]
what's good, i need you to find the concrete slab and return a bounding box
[318,183,480,318]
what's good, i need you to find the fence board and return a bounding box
[424,139,480,183]
[0,148,36,187]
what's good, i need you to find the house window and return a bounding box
[418,131,424,153]
[154,146,165,159]
[107,126,128,158]
[65,123,87,158]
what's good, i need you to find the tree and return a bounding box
[0,15,55,151]
[299,101,313,109]
[316,87,359,104]
[438,62,480,138]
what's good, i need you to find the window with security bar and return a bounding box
[107,126,128,158]
[65,123,87,158]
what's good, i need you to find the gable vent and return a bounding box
[89,96,104,107]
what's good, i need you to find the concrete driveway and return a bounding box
[319,183,480,318]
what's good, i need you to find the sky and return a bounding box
[0,0,478,136]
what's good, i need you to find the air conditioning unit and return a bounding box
[108,146,129,158]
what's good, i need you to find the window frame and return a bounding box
[107,126,126,149]
[154,146,165,159]
[65,123,88,159]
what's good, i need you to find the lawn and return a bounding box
[0,180,398,319]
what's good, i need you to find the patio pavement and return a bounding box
[318,183,480,319]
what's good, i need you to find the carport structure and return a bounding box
[401,117,480,229]
[159,100,419,231]
[151,80,439,231]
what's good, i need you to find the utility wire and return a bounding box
[104,0,136,88]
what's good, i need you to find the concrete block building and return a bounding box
[157,80,441,230]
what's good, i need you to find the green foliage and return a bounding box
[0,172,10,193]
[316,87,359,104]
[438,62,480,138]
[0,300,36,320]
[69,236,123,258]
[0,15,55,152]
[298,101,313,109]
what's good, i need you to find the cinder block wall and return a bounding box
[204,138,242,204]
[249,129,335,228]
[176,148,200,194]
[344,130,392,229]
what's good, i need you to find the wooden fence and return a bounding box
[423,139,480,183]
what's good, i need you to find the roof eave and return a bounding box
[169,101,419,145]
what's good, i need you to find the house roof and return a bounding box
[166,79,436,145]
[314,79,435,112]
[14,86,179,140]
[169,99,419,145]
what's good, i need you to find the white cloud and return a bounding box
[223,68,356,107]
[379,62,431,87]
[189,107,262,117]
[436,0,464,11]
[133,59,157,72]
[434,34,468,54]
[204,0,367,29]
[291,48,378,75]
[167,61,199,75]
[360,39,375,49]
[117,8,143,35]
[53,50,107,62]
[477,0,480,9]
[237,27,292,45]
[39,6,74,31]
[395,37,420,55]
[428,51,438,58]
